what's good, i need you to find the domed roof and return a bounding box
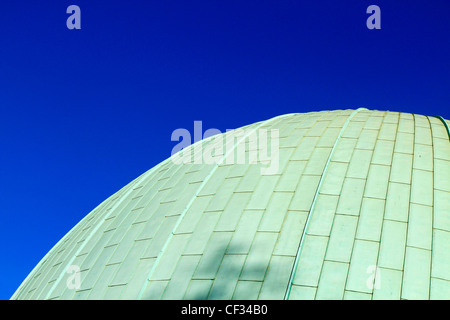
[12,109,450,300]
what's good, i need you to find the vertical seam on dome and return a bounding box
[396,113,415,300]
[316,110,389,299]
[283,107,368,300]
[41,158,173,300]
[237,110,336,300]
[363,111,400,299]
[426,115,435,299]
[136,113,292,300]
[434,115,450,141]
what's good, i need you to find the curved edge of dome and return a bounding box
[11,108,449,300]
[434,115,450,140]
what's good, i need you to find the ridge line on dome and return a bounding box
[136,113,293,300]
[425,115,436,300]
[434,115,450,141]
[283,107,368,300]
[41,156,175,300]
[340,110,392,299]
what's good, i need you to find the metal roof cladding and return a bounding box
[12,109,450,300]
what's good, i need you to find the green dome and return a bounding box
[12,109,450,300]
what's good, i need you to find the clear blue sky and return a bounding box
[0,0,449,299]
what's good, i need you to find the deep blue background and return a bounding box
[0,1,449,299]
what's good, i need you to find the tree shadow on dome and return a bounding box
[182,240,290,300]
